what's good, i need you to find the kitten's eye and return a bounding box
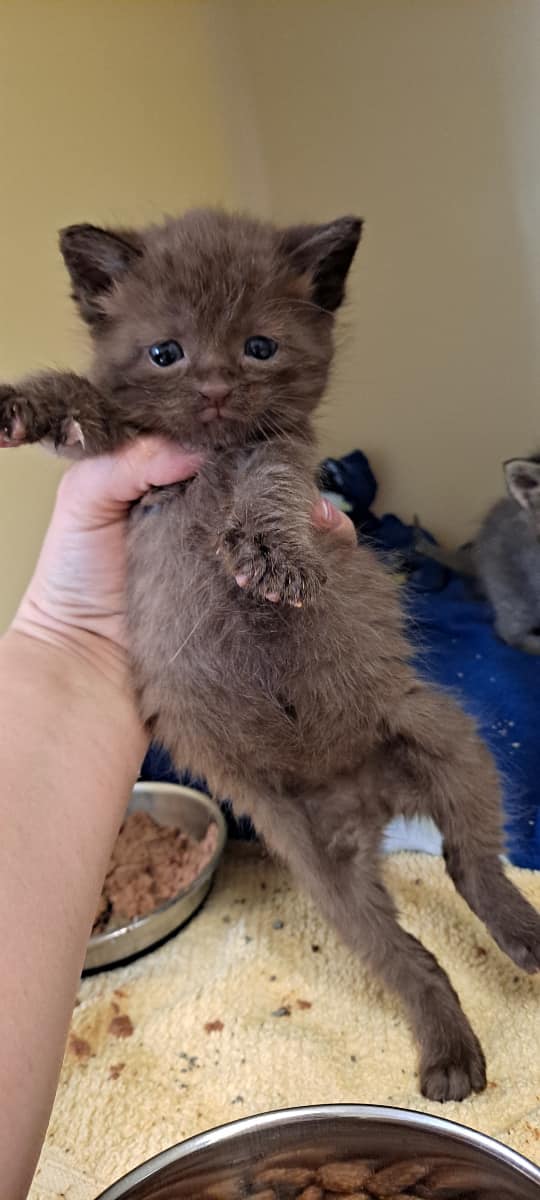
[149,340,184,367]
[244,336,278,361]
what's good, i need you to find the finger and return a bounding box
[108,438,205,504]
[312,496,357,546]
[59,437,205,517]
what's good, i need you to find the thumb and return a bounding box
[58,437,205,520]
[312,496,357,546]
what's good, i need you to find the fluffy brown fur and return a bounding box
[2,209,539,1101]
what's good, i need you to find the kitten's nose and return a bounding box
[198,380,232,407]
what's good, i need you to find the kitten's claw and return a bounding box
[63,418,86,449]
[0,386,26,446]
[0,385,85,452]
[219,528,325,607]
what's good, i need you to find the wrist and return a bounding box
[11,596,132,688]
[2,625,148,765]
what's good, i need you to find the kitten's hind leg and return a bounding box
[383,686,540,973]
[251,782,486,1102]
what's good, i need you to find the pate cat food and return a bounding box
[92,810,218,933]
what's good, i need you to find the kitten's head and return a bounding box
[59,209,362,449]
[504,456,540,535]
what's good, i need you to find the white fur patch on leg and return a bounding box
[11,413,26,441]
[64,419,86,448]
[41,418,87,460]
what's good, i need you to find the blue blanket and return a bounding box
[141,450,540,869]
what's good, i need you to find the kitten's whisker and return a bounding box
[257,405,306,436]
[255,413,297,443]
[167,611,206,664]
[270,296,335,318]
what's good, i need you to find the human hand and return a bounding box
[12,438,204,673]
[311,495,357,544]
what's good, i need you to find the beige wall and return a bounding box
[1,0,539,626]
[234,0,540,542]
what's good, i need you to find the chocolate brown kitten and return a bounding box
[1,210,538,1101]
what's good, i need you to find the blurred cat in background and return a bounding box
[415,456,540,654]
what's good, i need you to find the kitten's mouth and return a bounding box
[199,406,240,424]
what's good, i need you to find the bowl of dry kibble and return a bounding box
[84,782,227,972]
[96,1104,540,1199]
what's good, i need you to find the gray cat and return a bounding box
[415,457,540,654]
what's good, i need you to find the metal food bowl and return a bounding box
[96,1104,540,1199]
[84,782,227,973]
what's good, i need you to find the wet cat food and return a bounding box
[92,810,218,933]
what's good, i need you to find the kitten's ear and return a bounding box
[59,223,143,323]
[504,458,540,509]
[280,215,363,311]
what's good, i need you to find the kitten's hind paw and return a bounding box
[217,527,326,607]
[420,1031,486,1102]
[490,901,540,974]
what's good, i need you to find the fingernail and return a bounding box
[265,592,281,603]
[235,573,249,588]
[321,498,333,525]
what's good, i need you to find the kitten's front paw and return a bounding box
[0,385,29,447]
[0,384,85,450]
[217,528,326,607]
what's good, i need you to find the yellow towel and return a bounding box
[31,847,540,1200]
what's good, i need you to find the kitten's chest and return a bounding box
[128,462,235,574]
[125,455,250,648]
[125,453,294,734]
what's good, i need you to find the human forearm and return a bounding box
[0,630,146,1199]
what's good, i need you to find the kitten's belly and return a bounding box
[127,498,305,781]
[126,491,406,792]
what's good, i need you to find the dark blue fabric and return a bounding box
[140,451,540,869]
[405,576,540,869]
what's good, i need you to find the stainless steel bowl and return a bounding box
[84,782,227,973]
[96,1104,540,1198]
